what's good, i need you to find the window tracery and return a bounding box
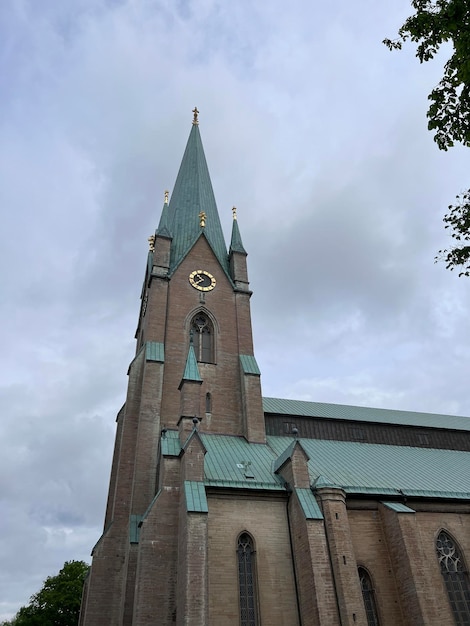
[191,313,214,363]
[237,533,258,626]
[436,531,470,625]
[358,567,380,626]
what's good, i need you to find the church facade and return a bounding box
[79,111,470,626]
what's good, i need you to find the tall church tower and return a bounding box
[79,110,470,626]
[80,109,267,626]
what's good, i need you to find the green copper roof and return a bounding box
[159,430,470,500]
[182,344,202,382]
[161,430,181,457]
[240,355,261,375]
[146,341,165,362]
[268,436,470,498]
[230,216,246,254]
[156,199,171,236]
[295,488,323,519]
[184,481,208,513]
[166,124,229,274]
[381,501,415,513]
[200,434,284,490]
[263,397,470,432]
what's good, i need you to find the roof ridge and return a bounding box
[262,397,470,432]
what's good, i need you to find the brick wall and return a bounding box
[207,494,299,625]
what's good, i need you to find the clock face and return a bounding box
[189,270,216,291]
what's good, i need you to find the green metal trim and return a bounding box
[381,501,415,513]
[343,486,402,496]
[313,474,341,489]
[230,218,246,254]
[184,481,208,513]
[129,514,144,543]
[161,430,181,457]
[240,354,261,376]
[401,489,470,499]
[182,428,207,454]
[146,341,165,362]
[273,440,310,474]
[182,344,202,381]
[204,479,285,490]
[295,488,323,519]
[273,440,296,473]
[157,201,171,236]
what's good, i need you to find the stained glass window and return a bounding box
[237,533,258,626]
[358,567,380,626]
[436,531,470,625]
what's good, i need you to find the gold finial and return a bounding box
[148,234,155,251]
[164,190,169,204]
[232,206,237,220]
[199,211,206,228]
[192,107,199,125]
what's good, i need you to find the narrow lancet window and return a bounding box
[436,531,470,625]
[237,533,258,626]
[358,567,380,626]
[191,313,214,363]
[206,392,212,413]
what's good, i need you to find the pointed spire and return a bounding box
[229,207,246,254]
[182,338,202,382]
[156,190,171,238]
[165,115,229,274]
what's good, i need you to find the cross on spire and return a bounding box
[192,107,199,125]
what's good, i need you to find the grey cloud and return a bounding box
[2,0,470,620]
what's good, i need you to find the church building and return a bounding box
[79,110,470,626]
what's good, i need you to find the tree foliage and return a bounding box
[439,190,470,275]
[2,561,89,626]
[384,0,470,275]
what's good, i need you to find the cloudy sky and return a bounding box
[1,0,469,619]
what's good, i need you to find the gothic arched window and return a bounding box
[436,530,470,625]
[237,533,258,626]
[358,567,380,626]
[191,313,214,363]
